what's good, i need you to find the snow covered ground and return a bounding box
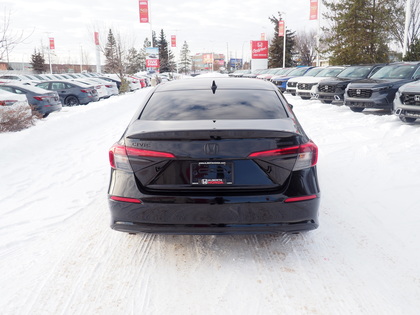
[1,84,420,315]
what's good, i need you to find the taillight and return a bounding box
[105,85,112,88]
[0,100,17,106]
[126,147,175,158]
[33,96,47,101]
[80,89,91,93]
[248,140,318,170]
[109,143,175,170]
[285,195,317,203]
[110,196,142,204]
[109,143,131,171]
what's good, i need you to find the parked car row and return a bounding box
[282,62,420,123]
[0,71,154,119]
[231,62,420,123]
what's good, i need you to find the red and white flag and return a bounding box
[310,0,318,20]
[94,32,99,46]
[278,21,285,37]
[139,0,149,23]
[49,38,55,50]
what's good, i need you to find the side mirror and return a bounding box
[288,103,294,109]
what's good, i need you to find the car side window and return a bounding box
[13,88,25,94]
[413,67,420,80]
[51,82,65,90]
[37,82,49,89]
[0,86,14,93]
[370,66,383,76]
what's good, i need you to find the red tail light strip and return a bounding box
[110,196,142,204]
[125,147,175,158]
[109,144,175,169]
[248,146,300,157]
[248,140,318,167]
[284,195,317,203]
[0,100,18,106]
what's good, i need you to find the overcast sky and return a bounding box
[3,0,321,65]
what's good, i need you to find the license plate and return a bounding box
[191,161,233,185]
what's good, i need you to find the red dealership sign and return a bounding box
[171,35,176,47]
[49,38,55,50]
[94,32,99,45]
[139,0,149,23]
[310,0,318,20]
[251,41,268,59]
[278,20,285,37]
[146,59,160,68]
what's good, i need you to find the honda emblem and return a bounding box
[204,143,219,155]
[415,95,420,102]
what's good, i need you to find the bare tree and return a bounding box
[388,0,420,49]
[0,8,32,62]
[294,30,317,66]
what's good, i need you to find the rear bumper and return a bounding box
[108,164,320,234]
[108,193,320,234]
[34,103,62,115]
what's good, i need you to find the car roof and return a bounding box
[155,77,277,92]
[38,79,92,87]
[0,83,52,93]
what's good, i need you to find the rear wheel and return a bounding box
[399,116,416,123]
[300,96,311,100]
[65,96,79,106]
[321,100,332,104]
[350,107,364,112]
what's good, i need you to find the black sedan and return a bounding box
[108,78,320,234]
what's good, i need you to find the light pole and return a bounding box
[402,0,412,58]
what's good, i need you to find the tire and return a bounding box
[399,116,416,123]
[64,96,80,106]
[42,113,49,118]
[350,107,364,112]
[300,96,311,100]
[321,100,332,104]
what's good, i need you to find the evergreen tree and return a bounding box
[179,41,191,74]
[30,49,46,74]
[322,0,398,64]
[403,38,420,61]
[104,29,119,73]
[138,38,150,71]
[152,31,158,47]
[103,29,128,92]
[125,48,142,74]
[157,29,175,73]
[268,13,296,68]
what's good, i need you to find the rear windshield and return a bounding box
[140,89,288,120]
